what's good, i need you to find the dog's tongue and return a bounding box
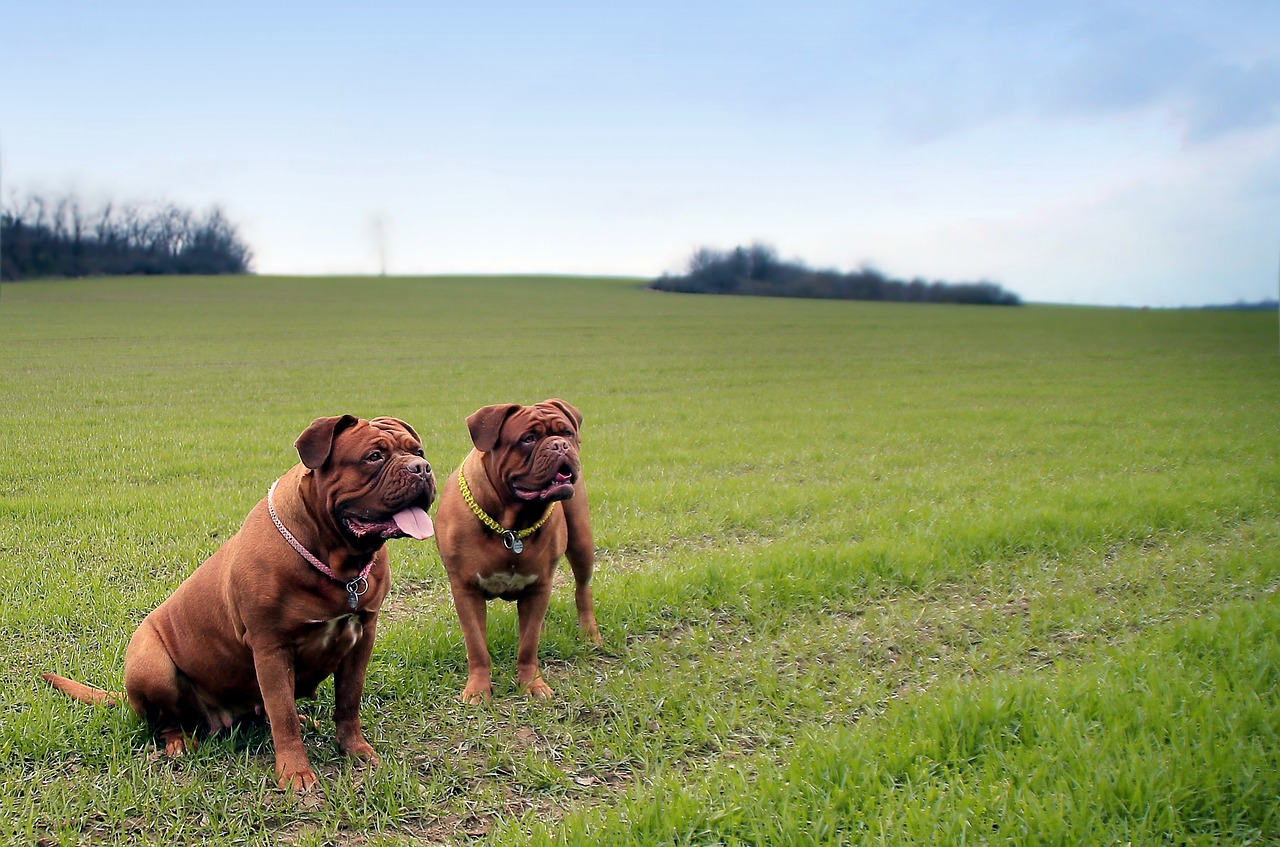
[393,506,434,540]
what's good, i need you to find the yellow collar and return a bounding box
[458,464,556,554]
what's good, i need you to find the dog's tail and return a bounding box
[41,673,124,707]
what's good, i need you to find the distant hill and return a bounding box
[1196,300,1278,311]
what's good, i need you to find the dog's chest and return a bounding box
[298,614,362,657]
[476,570,539,596]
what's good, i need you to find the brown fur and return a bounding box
[433,399,601,703]
[43,415,436,791]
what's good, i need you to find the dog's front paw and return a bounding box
[276,759,320,792]
[522,676,554,699]
[341,738,379,764]
[460,679,493,705]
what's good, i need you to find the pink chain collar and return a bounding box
[267,479,374,609]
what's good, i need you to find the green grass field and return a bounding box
[1,275,1276,845]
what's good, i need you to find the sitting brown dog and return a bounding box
[433,399,602,703]
[43,415,436,791]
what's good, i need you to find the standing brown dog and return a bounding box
[433,399,601,703]
[43,415,436,791]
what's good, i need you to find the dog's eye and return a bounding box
[364,450,384,463]
[415,448,425,458]
[521,433,538,445]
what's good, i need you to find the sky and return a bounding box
[3,0,1278,307]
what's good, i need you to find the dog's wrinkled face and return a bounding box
[469,400,582,504]
[296,415,436,540]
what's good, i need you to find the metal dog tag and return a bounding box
[345,576,368,609]
[502,531,524,554]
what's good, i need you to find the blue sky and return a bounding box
[4,1,1278,306]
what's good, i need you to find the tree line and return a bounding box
[1,192,253,280]
[653,243,1021,306]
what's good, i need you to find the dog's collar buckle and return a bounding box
[501,531,525,555]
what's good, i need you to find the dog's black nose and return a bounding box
[407,458,431,476]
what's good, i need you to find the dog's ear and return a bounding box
[371,416,420,443]
[295,415,359,469]
[466,404,522,452]
[544,398,582,432]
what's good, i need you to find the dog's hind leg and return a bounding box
[563,478,602,645]
[123,621,199,756]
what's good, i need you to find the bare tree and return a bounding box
[1,191,253,280]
